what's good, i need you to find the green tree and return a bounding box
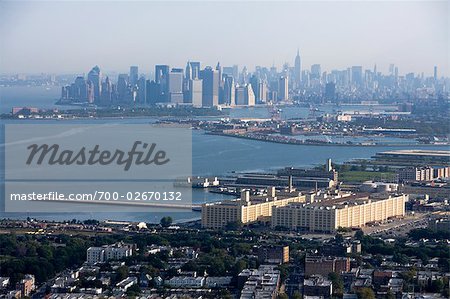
[292,291,302,299]
[160,216,173,227]
[355,287,375,299]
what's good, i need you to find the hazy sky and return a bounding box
[0,1,448,76]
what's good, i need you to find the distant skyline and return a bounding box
[0,1,448,76]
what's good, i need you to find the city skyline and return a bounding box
[0,1,448,76]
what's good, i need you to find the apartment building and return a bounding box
[201,188,305,229]
[271,194,407,233]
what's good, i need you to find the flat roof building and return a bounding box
[201,188,305,229]
[272,194,407,233]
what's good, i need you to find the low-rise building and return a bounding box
[303,276,333,299]
[256,245,289,264]
[86,242,133,264]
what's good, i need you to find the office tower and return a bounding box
[294,49,302,88]
[278,76,288,101]
[87,66,101,103]
[73,76,87,102]
[434,66,438,81]
[189,62,201,79]
[146,80,160,105]
[200,66,219,107]
[351,66,363,87]
[168,68,184,103]
[240,66,248,84]
[129,66,139,86]
[100,76,113,106]
[155,65,170,102]
[259,81,267,103]
[86,80,94,103]
[235,84,255,106]
[223,75,235,106]
[117,74,129,102]
[137,76,146,104]
[310,64,321,80]
[189,79,203,108]
[250,75,260,102]
[325,82,336,101]
[185,61,192,81]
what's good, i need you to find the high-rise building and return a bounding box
[189,62,201,79]
[129,66,139,87]
[87,66,101,103]
[189,79,203,108]
[434,66,438,81]
[325,82,336,101]
[168,68,184,103]
[351,66,363,87]
[155,65,170,102]
[278,76,288,101]
[294,49,302,88]
[200,66,219,107]
[146,80,160,105]
[100,76,113,106]
[235,84,255,106]
[117,74,129,102]
[137,76,146,104]
[311,64,321,80]
[223,75,235,106]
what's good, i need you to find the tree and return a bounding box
[292,291,302,299]
[354,230,364,240]
[355,287,375,299]
[277,293,288,299]
[160,216,173,227]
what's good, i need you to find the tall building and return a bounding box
[117,74,129,102]
[87,66,101,103]
[168,68,184,103]
[146,80,160,105]
[294,49,302,88]
[189,61,201,79]
[351,66,363,87]
[155,65,170,102]
[137,76,146,104]
[189,79,203,108]
[311,64,321,80]
[223,75,235,106]
[129,66,139,87]
[200,66,219,107]
[100,76,113,106]
[434,66,438,81]
[235,84,255,106]
[278,76,288,101]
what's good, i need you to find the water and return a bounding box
[0,87,447,223]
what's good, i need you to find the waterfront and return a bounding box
[1,86,448,223]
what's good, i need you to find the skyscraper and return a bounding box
[168,68,184,104]
[310,64,321,80]
[200,67,219,107]
[189,79,203,108]
[130,66,139,87]
[294,49,302,88]
[223,75,235,106]
[235,84,255,106]
[117,74,129,102]
[351,66,363,87]
[434,66,438,81]
[100,76,113,106]
[155,65,170,102]
[189,62,201,79]
[278,76,288,101]
[87,66,101,103]
[137,76,146,104]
